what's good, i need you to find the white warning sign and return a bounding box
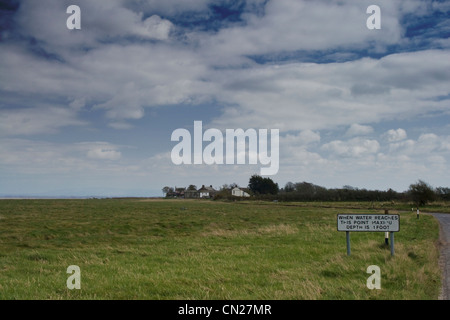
[337,214,400,232]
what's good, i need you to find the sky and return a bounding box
[0,0,449,197]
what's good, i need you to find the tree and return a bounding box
[248,174,279,195]
[162,186,172,197]
[408,180,436,207]
[187,184,197,191]
[284,181,295,192]
[436,187,450,201]
[229,182,239,189]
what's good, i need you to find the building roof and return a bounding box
[198,185,217,192]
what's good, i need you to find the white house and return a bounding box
[198,185,217,198]
[231,187,250,197]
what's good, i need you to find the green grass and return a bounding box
[0,199,443,299]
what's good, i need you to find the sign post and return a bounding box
[390,231,395,256]
[337,214,400,256]
[346,231,351,256]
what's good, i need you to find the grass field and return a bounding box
[0,199,443,299]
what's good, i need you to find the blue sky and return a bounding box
[0,0,449,197]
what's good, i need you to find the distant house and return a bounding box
[165,187,185,198]
[231,187,250,197]
[198,185,217,198]
[165,184,219,199]
[174,187,185,198]
[184,189,199,199]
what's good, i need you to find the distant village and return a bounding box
[162,185,251,199]
[161,178,450,204]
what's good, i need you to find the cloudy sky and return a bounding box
[0,0,449,197]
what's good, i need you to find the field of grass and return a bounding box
[0,199,444,299]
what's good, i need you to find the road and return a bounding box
[430,213,450,300]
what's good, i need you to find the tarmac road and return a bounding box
[430,213,450,300]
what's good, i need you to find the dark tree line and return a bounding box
[277,181,403,202]
[164,176,450,205]
[247,177,450,205]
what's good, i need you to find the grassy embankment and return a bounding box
[0,199,444,299]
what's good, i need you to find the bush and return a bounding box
[408,180,436,207]
[248,175,279,195]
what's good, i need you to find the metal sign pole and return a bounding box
[346,231,351,256]
[390,232,395,256]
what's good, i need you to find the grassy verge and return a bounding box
[0,199,443,299]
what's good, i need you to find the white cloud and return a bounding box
[432,1,450,13]
[4,1,450,131]
[199,0,403,61]
[283,130,320,146]
[0,40,213,123]
[140,15,173,40]
[108,121,134,130]
[346,124,374,137]
[211,50,450,131]
[384,128,407,142]
[387,133,450,156]
[69,98,86,110]
[441,137,450,152]
[0,139,126,174]
[263,53,444,129]
[322,138,380,158]
[83,143,122,161]
[15,0,176,54]
[388,139,415,153]
[0,106,86,136]
[417,133,441,153]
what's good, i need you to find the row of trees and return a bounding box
[278,181,402,202]
[243,176,449,206]
[163,175,449,206]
